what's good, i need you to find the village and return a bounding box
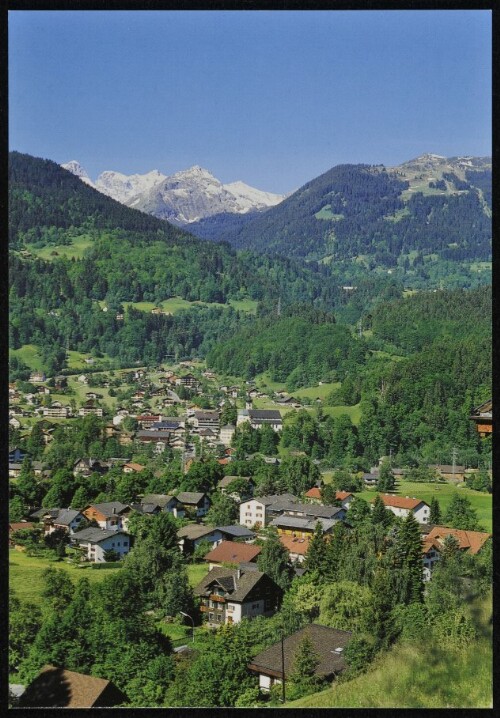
[8,358,492,707]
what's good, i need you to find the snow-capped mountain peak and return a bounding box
[61,161,95,187]
[61,161,286,225]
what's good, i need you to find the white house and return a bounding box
[237,409,283,432]
[372,494,430,523]
[71,528,131,562]
[219,424,236,446]
[239,494,298,529]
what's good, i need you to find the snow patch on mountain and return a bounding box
[61,161,96,188]
[62,161,285,225]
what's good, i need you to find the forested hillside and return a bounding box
[211,160,491,271]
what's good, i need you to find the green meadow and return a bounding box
[9,550,121,605]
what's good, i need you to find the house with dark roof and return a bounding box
[248,624,352,692]
[216,525,256,542]
[203,540,261,569]
[193,566,282,626]
[36,508,86,535]
[70,528,131,562]
[177,524,225,554]
[469,398,492,437]
[269,515,339,537]
[176,491,211,517]
[239,493,299,528]
[237,409,283,432]
[18,665,127,708]
[140,493,184,517]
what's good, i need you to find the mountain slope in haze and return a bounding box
[211,154,492,263]
[62,160,285,227]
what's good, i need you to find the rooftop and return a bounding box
[18,665,127,708]
[203,540,261,564]
[248,624,352,680]
[373,494,427,510]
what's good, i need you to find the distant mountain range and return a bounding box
[62,154,491,266]
[61,161,285,227]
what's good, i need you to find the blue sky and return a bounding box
[9,10,491,194]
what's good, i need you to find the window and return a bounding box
[209,613,214,621]
[124,541,128,546]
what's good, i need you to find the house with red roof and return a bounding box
[372,494,430,523]
[304,487,354,510]
[279,534,310,563]
[421,525,491,580]
[203,540,261,570]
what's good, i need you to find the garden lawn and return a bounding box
[9,549,121,605]
[355,480,492,533]
[186,562,209,587]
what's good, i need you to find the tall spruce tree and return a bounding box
[372,494,391,527]
[429,496,442,524]
[304,521,327,573]
[392,512,424,604]
[257,527,293,591]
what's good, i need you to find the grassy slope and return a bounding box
[9,549,121,605]
[356,480,492,533]
[286,594,492,708]
[9,552,208,607]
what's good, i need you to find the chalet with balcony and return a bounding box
[194,567,282,626]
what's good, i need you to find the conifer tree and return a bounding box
[304,522,327,573]
[429,495,442,524]
[288,634,320,690]
[392,512,424,604]
[372,494,391,527]
[257,527,293,591]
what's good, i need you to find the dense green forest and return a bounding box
[212,163,491,267]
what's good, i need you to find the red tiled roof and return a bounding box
[336,491,353,501]
[204,540,261,564]
[373,494,427,510]
[9,522,34,532]
[279,534,311,556]
[216,458,230,465]
[425,526,491,555]
[305,487,321,499]
[123,462,145,472]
